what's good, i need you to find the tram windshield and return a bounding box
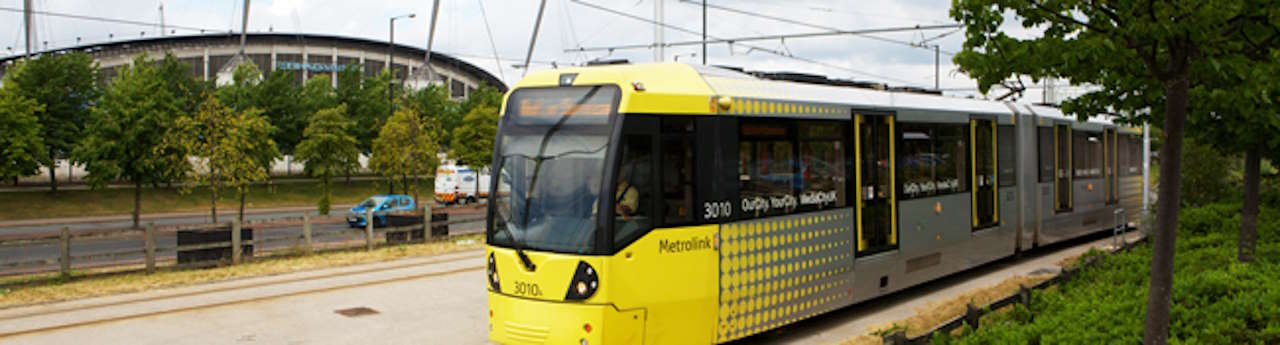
[488,85,620,254]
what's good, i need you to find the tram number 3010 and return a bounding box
[704,201,733,220]
[513,281,543,297]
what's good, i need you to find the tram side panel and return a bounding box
[966,115,1020,270]
[1016,112,1040,251]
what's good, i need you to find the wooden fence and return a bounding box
[0,206,486,280]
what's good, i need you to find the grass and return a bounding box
[0,179,433,221]
[931,203,1280,344]
[0,234,483,309]
[837,273,1057,345]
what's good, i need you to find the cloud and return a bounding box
[2,0,1007,96]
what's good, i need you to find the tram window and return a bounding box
[998,125,1016,187]
[1073,131,1103,178]
[661,119,696,225]
[1038,127,1054,183]
[899,124,935,198]
[898,122,968,199]
[798,122,847,210]
[739,121,796,218]
[614,134,654,246]
[937,124,970,195]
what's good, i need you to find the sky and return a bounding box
[0,0,1078,101]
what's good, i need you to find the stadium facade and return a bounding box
[0,32,507,98]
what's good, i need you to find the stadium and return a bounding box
[0,32,506,99]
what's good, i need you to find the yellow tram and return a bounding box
[485,62,1146,344]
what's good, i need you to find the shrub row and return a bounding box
[934,203,1280,344]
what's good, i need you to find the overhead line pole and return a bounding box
[424,0,441,85]
[522,0,549,77]
[23,0,33,57]
[238,0,250,58]
[701,0,706,65]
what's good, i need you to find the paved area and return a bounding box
[0,231,1143,345]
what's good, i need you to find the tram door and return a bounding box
[855,112,897,255]
[971,118,998,229]
[1054,124,1073,212]
[1104,128,1118,204]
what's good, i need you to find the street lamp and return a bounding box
[388,13,414,195]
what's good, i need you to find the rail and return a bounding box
[0,205,487,280]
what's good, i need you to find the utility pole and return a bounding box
[934,45,939,90]
[701,0,706,65]
[388,13,415,145]
[23,0,34,57]
[159,2,165,36]
[424,0,442,86]
[238,0,250,58]
[654,0,664,62]
[522,0,548,77]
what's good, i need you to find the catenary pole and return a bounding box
[522,0,549,77]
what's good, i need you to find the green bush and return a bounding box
[936,203,1280,344]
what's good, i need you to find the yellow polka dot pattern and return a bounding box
[726,98,845,118]
[715,209,855,342]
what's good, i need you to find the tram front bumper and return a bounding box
[488,292,645,345]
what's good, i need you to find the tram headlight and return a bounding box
[564,261,598,301]
[487,252,501,292]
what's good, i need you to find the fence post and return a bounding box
[232,220,242,265]
[145,223,156,274]
[365,208,374,251]
[1018,284,1031,307]
[59,227,71,279]
[964,303,981,330]
[423,204,431,241]
[303,212,313,253]
[881,329,908,345]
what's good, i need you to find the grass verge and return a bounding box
[0,179,433,221]
[931,203,1280,344]
[0,234,482,309]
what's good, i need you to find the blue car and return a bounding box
[347,194,417,228]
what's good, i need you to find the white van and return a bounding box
[434,164,491,205]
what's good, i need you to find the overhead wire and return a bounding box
[569,0,925,86]
[0,5,224,35]
[476,0,506,80]
[677,0,957,56]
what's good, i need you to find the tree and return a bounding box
[255,69,306,155]
[169,93,280,223]
[354,70,393,153]
[0,85,46,182]
[404,84,458,145]
[1186,54,1280,263]
[216,62,262,111]
[291,76,337,176]
[295,104,360,215]
[450,104,499,199]
[299,76,337,120]
[5,52,99,192]
[950,1,1280,342]
[370,108,441,204]
[73,55,186,228]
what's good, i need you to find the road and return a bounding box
[0,206,355,237]
[0,230,1142,345]
[0,206,486,276]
